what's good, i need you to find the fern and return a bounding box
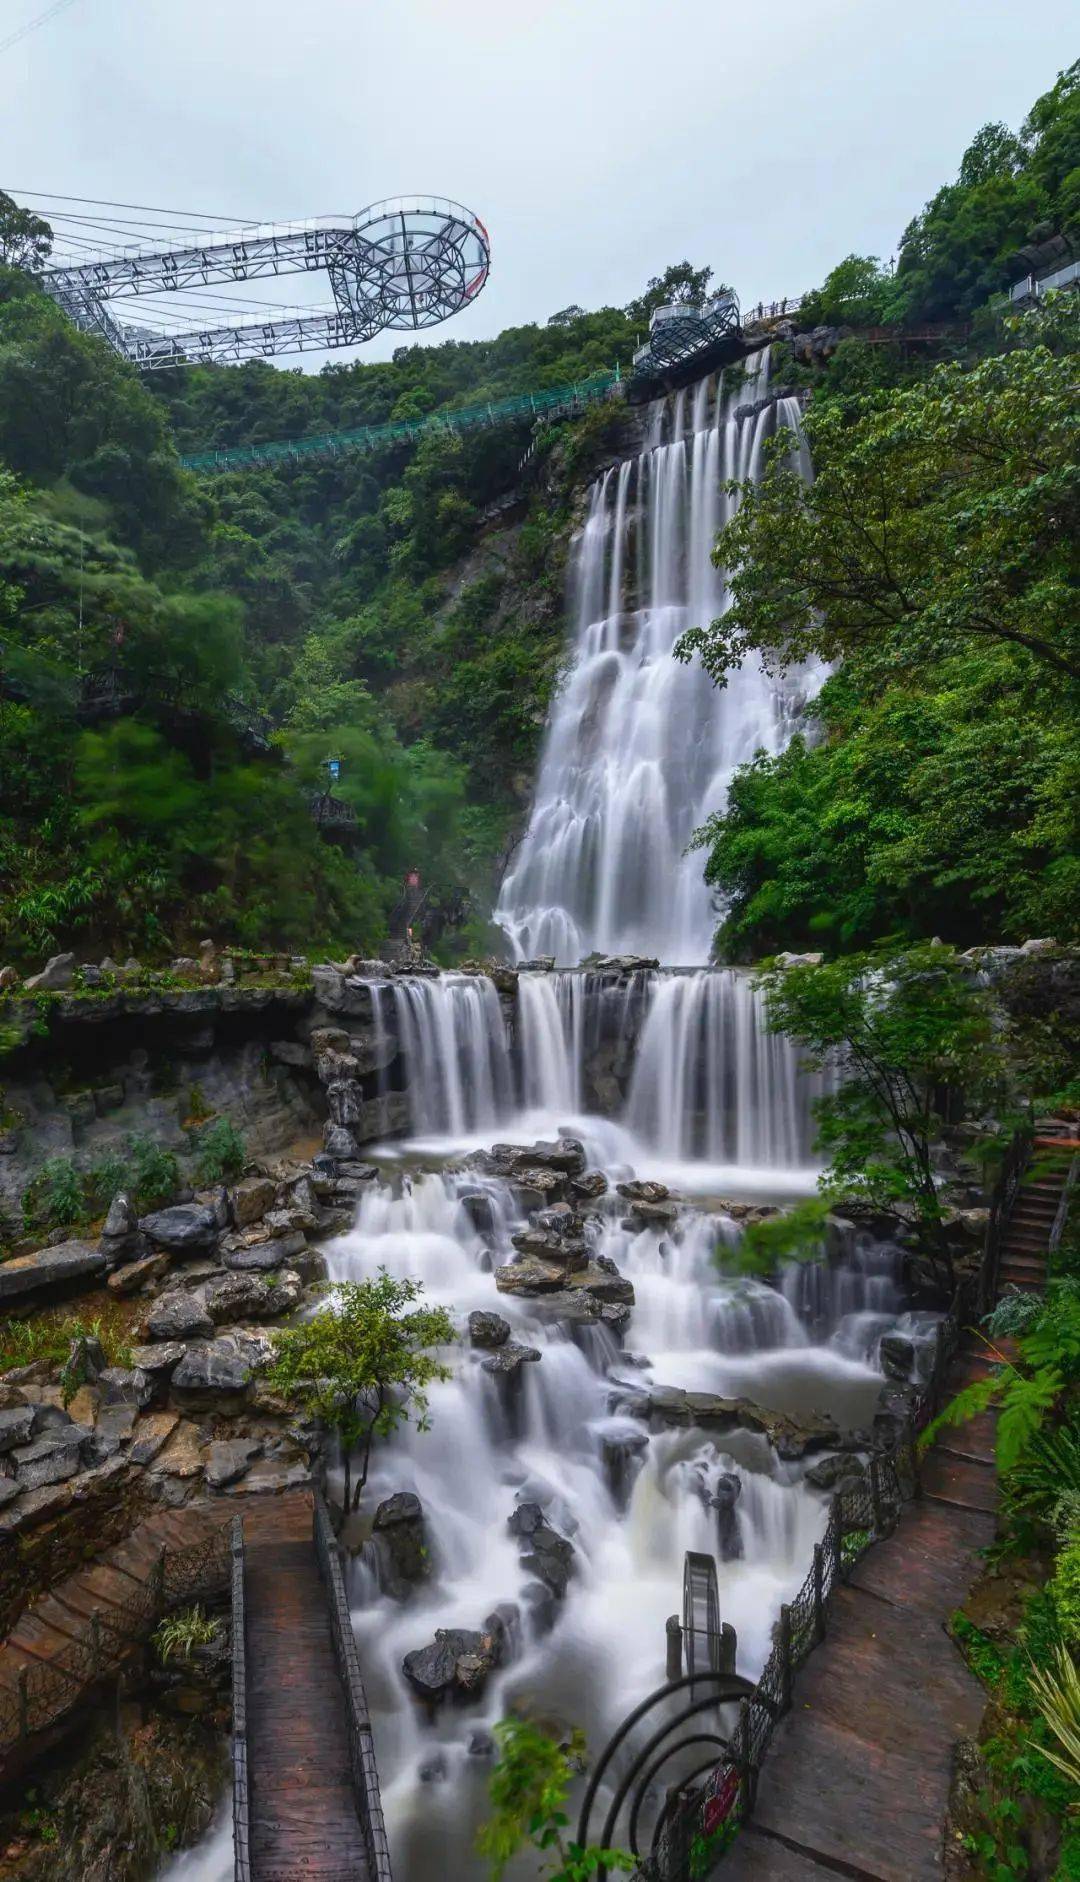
[1027,1646,1080,1793]
[919,1373,1003,1454]
[997,1369,1066,1473]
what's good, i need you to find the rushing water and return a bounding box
[496,354,814,966]
[163,367,903,1882]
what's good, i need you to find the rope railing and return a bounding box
[313,1489,393,1882]
[0,1517,233,1758]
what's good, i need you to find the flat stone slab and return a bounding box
[0,1240,105,1303]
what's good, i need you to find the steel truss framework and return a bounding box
[41,196,490,370]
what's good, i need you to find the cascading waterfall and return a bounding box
[391,973,513,1135]
[625,968,820,1169]
[496,352,814,966]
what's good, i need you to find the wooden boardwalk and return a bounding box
[720,1354,1004,1880]
[245,1490,372,1881]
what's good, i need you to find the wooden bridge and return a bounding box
[234,1489,391,1882]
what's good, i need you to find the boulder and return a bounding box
[710,1472,742,1562]
[805,1453,866,1493]
[879,1332,917,1382]
[0,1405,35,1453]
[24,951,75,993]
[595,955,659,972]
[98,1366,154,1410]
[129,1342,187,1384]
[507,1502,574,1598]
[205,1437,263,1490]
[481,1341,542,1379]
[527,1290,632,1334]
[140,1204,220,1254]
[204,1268,302,1323]
[128,1410,179,1465]
[510,1229,588,1272]
[229,1176,278,1228]
[222,1230,307,1272]
[146,1292,214,1343]
[601,1425,649,1508]
[623,1200,679,1228]
[324,1124,361,1160]
[14,1424,92,1491]
[402,1617,506,1704]
[495,1257,566,1296]
[0,1239,106,1304]
[169,1339,253,1413]
[616,1180,670,1204]
[571,1171,609,1200]
[108,1252,170,1296]
[468,1310,510,1349]
[372,1491,429,1596]
[459,1191,498,1235]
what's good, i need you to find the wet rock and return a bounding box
[418,1751,447,1783]
[566,1263,634,1305]
[169,1339,252,1412]
[14,1424,91,1489]
[571,1170,609,1200]
[468,1310,510,1349]
[65,1332,108,1384]
[507,1501,575,1597]
[481,1341,542,1378]
[402,1617,506,1703]
[528,1290,632,1333]
[108,1252,170,1296]
[511,1229,588,1271]
[373,1491,429,1596]
[518,957,555,971]
[622,1199,679,1228]
[89,1403,139,1459]
[324,1124,360,1159]
[459,1190,498,1235]
[128,1409,179,1464]
[616,1180,670,1204]
[205,1437,263,1489]
[595,955,660,972]
[99,1191,143,1263]
[204,1267,302,1323]
[879,1332,917,1381]
[601,1425,649,1508]
[805,1453,866,1493]
[495,1256,566,1296]
[710,1472,742,1561]
[146,1292,214,1343]
[24,951,75,992]
[222,1230,307,1272]
[0,1238,106,1304]
[98,1366,154,1410]
[0,1405,35,1453]
[140,1204,220,1253]
[467,1728,496,1758]
[230,1176,277,1227]
[129,1341,188,1384]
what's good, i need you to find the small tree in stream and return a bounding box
[759,942,1004,1290]
[269,1271,454,1515]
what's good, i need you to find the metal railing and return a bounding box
[627,1287,970,1880]
[0,1517,234,1758]
[980,1125,1033,1313]
[313,1491,393,1882]
[231,1516,252,1882]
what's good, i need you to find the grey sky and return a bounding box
[2,0,1076,367]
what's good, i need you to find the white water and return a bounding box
[496,354,815,966]
[323,1173,897,1881]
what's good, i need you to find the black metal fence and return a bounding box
[637,1297,965,1882]
[0,1516,234,1758]
[313,1490,393,1882]
[230,1514,252,1882]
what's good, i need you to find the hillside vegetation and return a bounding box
[0,63,1077,966]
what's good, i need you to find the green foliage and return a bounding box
[0,1306,133,1380]
[760,942,1002,1278]
[269,1272,454,1513]
[125,1133,181,1212]
[681,305,1080,957]
[21,1156,85,1231]
[726,1196,832,1275]
[153,1606,219,1663]
[188,1116,246,1185]
[477,1717,634,1881]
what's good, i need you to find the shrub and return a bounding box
[188,1116,246,1185]
[127,1133,181,1211]
[21,1156,86,1231]
[153,1606,219,1663]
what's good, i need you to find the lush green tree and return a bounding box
[477,1718,633,1882]
[759,944,1004,1287]
[798,254,896,328]
[268,1273,453,1516]
[679,307,1080,690]
[0,193,52,272]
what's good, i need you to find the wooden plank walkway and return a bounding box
[244,1489,372,1881]
[0,1498,229,1755]
[722,1351,998,1881]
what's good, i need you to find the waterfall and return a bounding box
[515,970,584,1112]
[624,969,818,1168]
[496,353,813,966]
[390,974,513,1135]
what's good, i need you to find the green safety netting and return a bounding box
[180,369,621,473]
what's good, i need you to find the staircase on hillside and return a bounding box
[998,1139,1078,1293]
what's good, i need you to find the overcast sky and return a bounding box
[2,0,1076,366]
